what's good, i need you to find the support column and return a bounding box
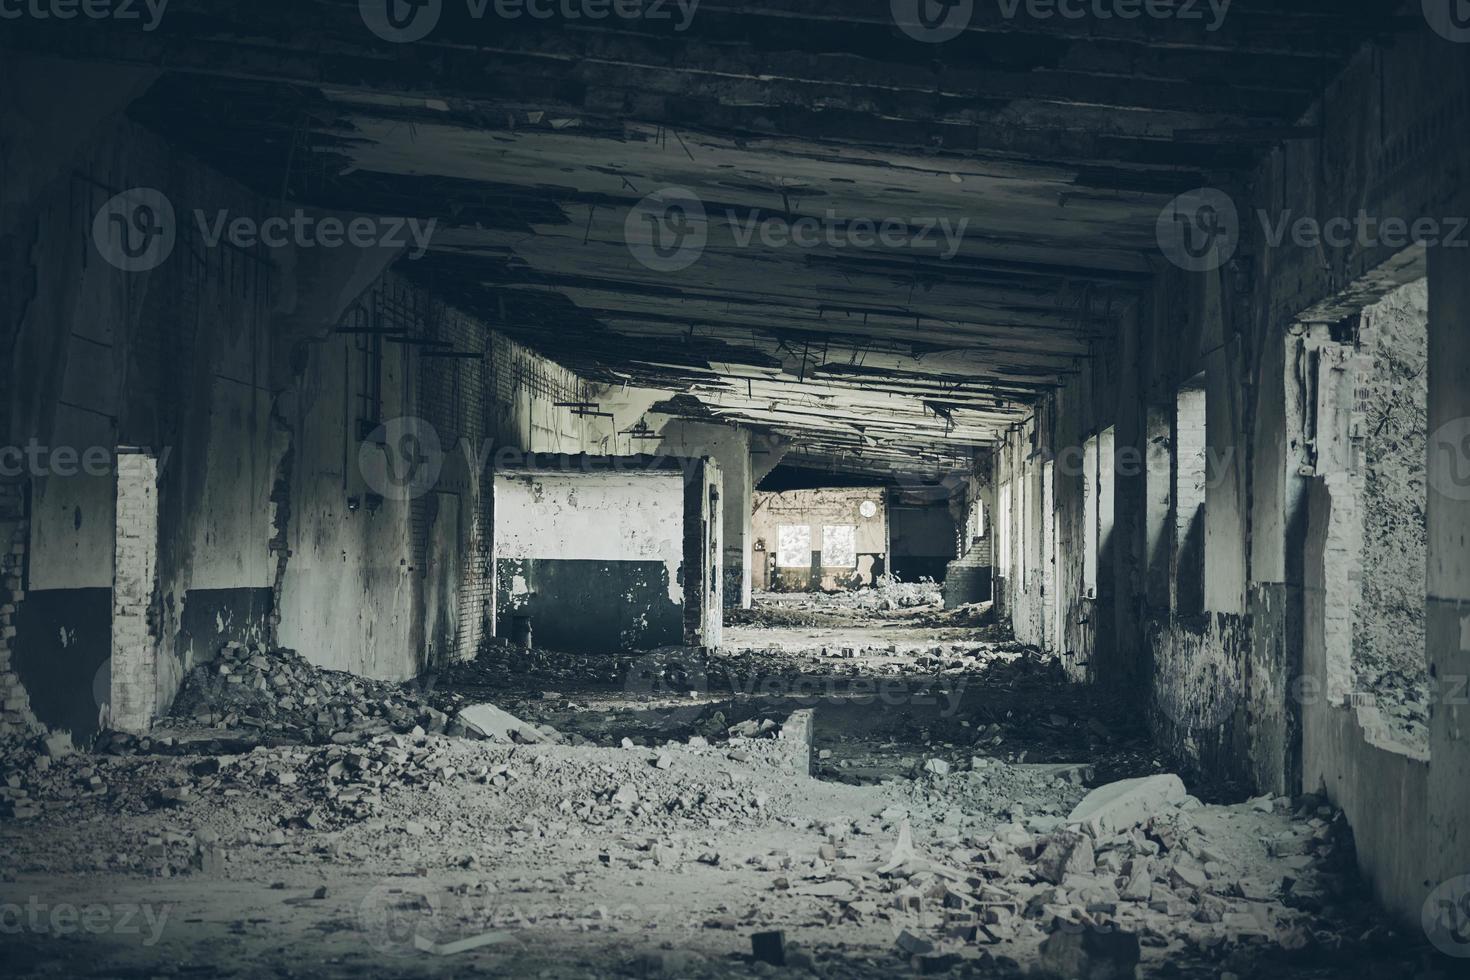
[111,449,159,734]
[655,419,757,609]
[0,480,40,739]
[1426,244,1470,891]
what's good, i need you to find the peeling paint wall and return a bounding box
[1354,281,1430,749]
[0,64,627,727]
[1,109,292,737]
[493,466,706,653]
[990,26,1470,926]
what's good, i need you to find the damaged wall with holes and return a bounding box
[493,458,722,654]
[990,31,1470,926]
[751,488,887,592]
[0,67,649,742]
[1,106,304,744]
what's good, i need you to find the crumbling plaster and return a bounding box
[991,27,1470,925]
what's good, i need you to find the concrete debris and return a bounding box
[1067,774,1189,836]
[0,618,1427,979]
[166,642,456,746]
[40,732,73,757]
[456,703,554,745]
[411,930,515,956]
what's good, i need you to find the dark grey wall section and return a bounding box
[890,503,957,582]
[14,588,110,742]
[177,588,274,666]
[495,558,684,654]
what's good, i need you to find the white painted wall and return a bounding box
[494,470,686,602]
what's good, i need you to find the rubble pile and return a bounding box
[164,641,462,745]
[854,576,944,610]
[730,579,942,627]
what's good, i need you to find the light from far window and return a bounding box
[777,525,812,568]
[822,525,858,567]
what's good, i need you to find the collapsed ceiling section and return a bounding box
[10,0,1395,471]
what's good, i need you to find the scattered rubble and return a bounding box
[165,641,459,746]
[0,612,1441,979]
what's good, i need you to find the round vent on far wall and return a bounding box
[859,500,878,519]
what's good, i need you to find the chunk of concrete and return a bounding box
[41,732,74,757]
[1035,831,1096,884]
[456,703,545,744]
[779,709,815,776]
[1067,774,1187,836]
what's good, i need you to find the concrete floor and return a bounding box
[0,594,1450,979]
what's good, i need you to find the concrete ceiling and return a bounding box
[5,0,1405,471]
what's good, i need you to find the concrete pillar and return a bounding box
[111,449,159,733]
[655,419,756,608]
[1425,245,1470,890]
[0,481,41,739]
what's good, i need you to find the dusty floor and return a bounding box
[0,592,1455,979]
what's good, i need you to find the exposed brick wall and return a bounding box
[111,452,160,733]
[416,298,493,665]
[0,480,40,740]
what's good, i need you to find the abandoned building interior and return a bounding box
[2,2,1470,977]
